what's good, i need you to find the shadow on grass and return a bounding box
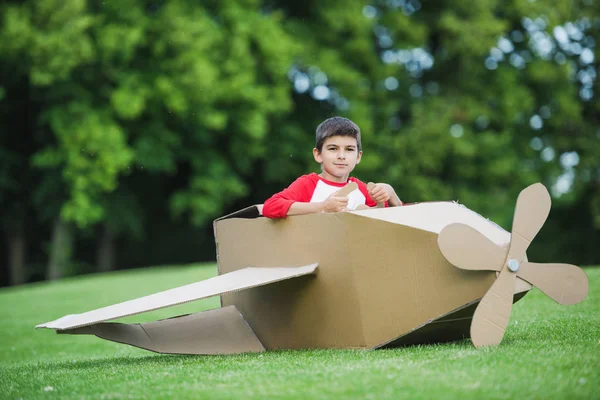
[49,353,267,370]
[44,343,471,371]
[10,346,443,373]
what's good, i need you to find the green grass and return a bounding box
[1,263,598,400]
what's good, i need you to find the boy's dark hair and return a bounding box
[315,117,362,152]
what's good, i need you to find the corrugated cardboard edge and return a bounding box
[60,305,266,355]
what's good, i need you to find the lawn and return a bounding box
[1,263,598,400]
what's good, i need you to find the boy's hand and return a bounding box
[368,183,393,203]
[321,193,349,213]
[368,183,403,207]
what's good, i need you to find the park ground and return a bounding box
[1,263,598,399]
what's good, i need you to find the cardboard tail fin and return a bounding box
[61,306,265,355]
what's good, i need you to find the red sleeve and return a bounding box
[262,174,317,219]
[351,178,390,208]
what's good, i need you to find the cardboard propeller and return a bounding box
[438,183,589,348]
[335,181,358,197]
[334,181,371,211]
[367,182,385,208]
[348,182,383,211]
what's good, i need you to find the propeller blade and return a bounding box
[508,183,551,259]
[438,223,506,271]
[518,262,589,305]
[470,267,517,348]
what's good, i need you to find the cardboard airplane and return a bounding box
[37,183,589,353]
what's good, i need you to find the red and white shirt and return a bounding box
[262,173,385,219]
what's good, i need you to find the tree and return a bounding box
[0,0,597,286]
[1,0,302,281]
[1,0,134,279]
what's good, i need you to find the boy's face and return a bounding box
[313,135,362,182]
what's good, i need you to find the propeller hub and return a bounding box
[507,259,520,272]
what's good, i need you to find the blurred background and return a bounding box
[0,0,598,287]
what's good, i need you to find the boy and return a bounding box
[262,116,402,219]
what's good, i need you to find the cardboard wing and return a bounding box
[37,264,318,354]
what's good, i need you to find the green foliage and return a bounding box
[0,0,598,280]
[1,0,298,229]
[171,155,249,225]
[33,103,133,227]
[29,0,96,86]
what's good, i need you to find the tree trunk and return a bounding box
[97,224,116,272]
[47,216,73,280]
[7,223,26,285]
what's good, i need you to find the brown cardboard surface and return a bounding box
[38,264,318,331]
[438,223,506,271]
[350,202,512,246]
[61,306,265,355]
[366,182,384,208]
[336,181,358,197]
[344,213,496,348]
[470,266,517,347]
[216,212,368,349]
[214,202,520,350]
[511,183,551,254]
[518,262,589,305]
